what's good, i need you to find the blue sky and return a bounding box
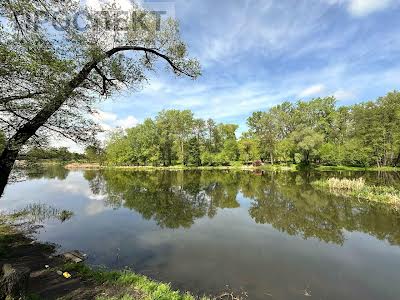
[66,0,400,150]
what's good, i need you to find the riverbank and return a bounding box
[64,162,400,172]
[0,216,214,300]
[65,162,296,171]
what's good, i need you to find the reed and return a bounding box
[313,177,400,209]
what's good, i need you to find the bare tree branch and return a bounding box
[0,92,43,105]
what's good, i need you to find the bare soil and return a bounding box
[0,224,138,300]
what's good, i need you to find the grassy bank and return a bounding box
[315,165,400,172]
[312,177,400,209]
[63,263,209,300]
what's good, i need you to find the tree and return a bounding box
[0,0,200,194]
[187,137,201,166]
[105,131,134,166]
[205,118,218,152]
[0,131,5,154]
[290,127,324,165]
[222,139,239,161]
[126,118,160,165]
[85,142,105,164]
[238,138,259,162]
[172,110,194,165]
[247,111,279,164]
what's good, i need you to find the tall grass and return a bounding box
[313,177,400,209]
[323,177,366,192]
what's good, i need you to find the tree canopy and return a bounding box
[103,91,400,168]
[246,91,400,167]
[105,110,240,166]
[0,0,200,193]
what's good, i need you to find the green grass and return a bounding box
[312,177,400,209]
[0,230,11,257]
[315,165,400,171]
[0,219,20,257]
[64,263,210,300]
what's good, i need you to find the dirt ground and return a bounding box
[0,224,130,300]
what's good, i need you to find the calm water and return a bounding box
[1,167,400,300]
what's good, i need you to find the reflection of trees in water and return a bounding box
[13,163,70,182]
[85,170,240,228]
[244,172,400,246]
[83,170,400,246]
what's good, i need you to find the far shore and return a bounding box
[62,162,400,172]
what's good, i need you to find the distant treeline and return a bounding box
[19,147,85,162]
[6,91,400,168]
[101,91,400,168]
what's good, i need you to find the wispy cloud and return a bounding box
[299,84,326,98]
[58,0,400,151]
[348,0,394,16]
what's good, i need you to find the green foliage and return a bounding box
[23,147,84,162]
[290,127,324,164]
[101,91,400,169]
[64,263,208,300]
[0,0,200,158]
[221,139,239,161]
[187,137,201,166]
[238,138,259,162]
[105,131,134,166]
[105,110,240,167]
[246,91,400,168]
[85,142,105,164]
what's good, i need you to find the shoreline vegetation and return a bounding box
[62,162,400,172]
[0,214,218,300]
[312,177,400,209]
[10,92,400,176]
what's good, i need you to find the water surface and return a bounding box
[1,167,400,300]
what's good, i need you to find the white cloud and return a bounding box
[324,0,395,16]
[299,84,326,98]
[115,116,139,129]
[347,0,394,16]
[334,89,356,100]
[93,110,138,129]
[86,201,107,216]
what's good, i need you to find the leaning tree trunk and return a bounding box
[0,61,97,197]
[0,146,23,197]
